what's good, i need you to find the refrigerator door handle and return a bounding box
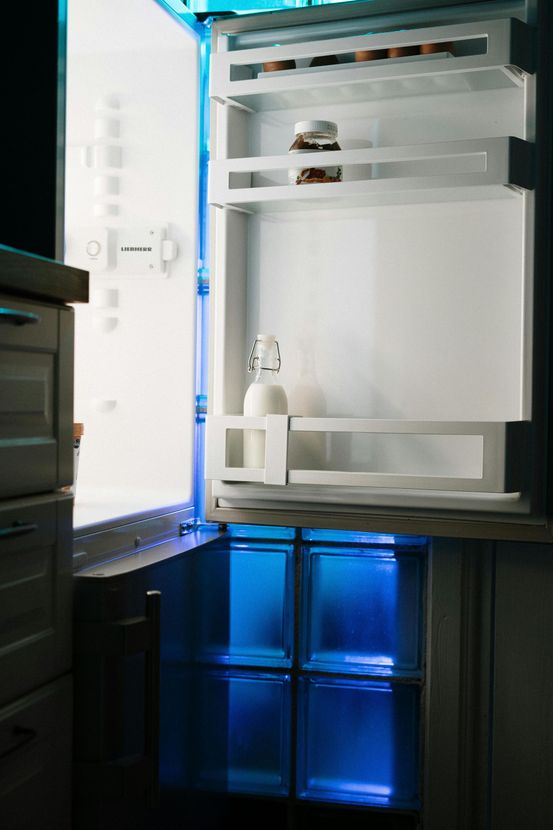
[145,589,161,808]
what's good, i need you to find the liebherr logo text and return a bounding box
[120,246,152,251]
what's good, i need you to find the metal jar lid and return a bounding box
[294,120,338,136]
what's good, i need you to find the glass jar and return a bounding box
[288,120,342,186]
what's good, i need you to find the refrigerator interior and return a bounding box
[64,0,200,533]
[206,1,539,521]
[63,0,545,539]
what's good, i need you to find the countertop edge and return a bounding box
[0,247,89,305]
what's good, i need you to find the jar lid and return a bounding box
[294,120,338,136]
[256,333,276,342]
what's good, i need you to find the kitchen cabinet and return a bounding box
[0,246,88,830]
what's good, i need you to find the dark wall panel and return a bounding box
[492,543,553,830]
[1,0,63,260]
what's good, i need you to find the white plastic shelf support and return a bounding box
[210,18,534,112]
[205,416,527,494]
[206,414,290,486]
[208,137,534,212]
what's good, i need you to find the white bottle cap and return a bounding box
[256,333,276,342]
[294,120,338,136]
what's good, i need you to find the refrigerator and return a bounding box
[63,0,553,828]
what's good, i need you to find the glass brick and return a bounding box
[194,541,294,667]
[297,677,420,809]
[301,528,426,548]
[227,524,296,541]
[193,670,291,796]
[159,664,193,789]
[301,547,422,676]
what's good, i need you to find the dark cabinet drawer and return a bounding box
[0,675,72,830]
[0,495,73,707]
[0,298,58,350]
[0,295,73,498]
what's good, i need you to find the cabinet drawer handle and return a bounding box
[0,521,39,539]
[0,726,37,760]
[0,307,41,326]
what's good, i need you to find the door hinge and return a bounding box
[179,519,198,536]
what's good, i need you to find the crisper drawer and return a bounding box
[0,495,73,707]
[0,675,72,830]
[0,295,74,498]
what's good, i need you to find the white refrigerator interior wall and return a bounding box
[64,0,199,530]
[210,35,533,510]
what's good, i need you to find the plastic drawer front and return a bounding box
[0,675,72,830]
[0,295,73,498]
[0,495,73,707]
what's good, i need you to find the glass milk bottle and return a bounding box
[243,335,288,469]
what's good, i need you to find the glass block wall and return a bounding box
[188,526,426,822]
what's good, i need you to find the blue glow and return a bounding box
[297,676,420,809]
[186,0,360,13]
[156,0,203,32]
[302,528,427,547]
[300,546,422,676]
[193,540,294,666]
[226,523,296,540]
[57,0,68,261]
[193,670,291,795]
[195,21,212,521]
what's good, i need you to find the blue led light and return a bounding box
[186,0,361,14]
[301,528,427,547]
[226,523,297,540]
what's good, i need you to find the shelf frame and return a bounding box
[210,18,534,112]
[208,137,534,212]
[205,415,527,494]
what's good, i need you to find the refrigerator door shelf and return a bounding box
[208,137,534,213]
[210,18,534,112]
[205,415,527,495]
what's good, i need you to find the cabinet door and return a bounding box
[0,296,73,498]
[0,675,72,830]
[0,496,73,707]
[203,2,553,542]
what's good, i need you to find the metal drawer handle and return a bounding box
[0,307,41,326]
[0,726,37,760]
[0,521,39,540]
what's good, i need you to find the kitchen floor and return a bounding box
[148,791,420,829]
